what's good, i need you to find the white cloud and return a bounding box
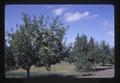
[64,11,90,22]
[91,14,99,18]
[52,8,65,16]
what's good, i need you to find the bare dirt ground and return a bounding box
[78,68,114,78]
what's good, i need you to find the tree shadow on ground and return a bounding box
[81,73,95,76]
[99,64,114,66]
[93,67,114,72]
[32,74,78,78]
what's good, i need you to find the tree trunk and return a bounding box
[27,67,30,78]
[46,64,51,71]
[93,61,96,68]
[110,59,114,64]
[102,60,105,66]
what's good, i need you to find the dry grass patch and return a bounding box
[5,61,78,78]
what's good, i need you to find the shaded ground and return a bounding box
[5,61,114,78]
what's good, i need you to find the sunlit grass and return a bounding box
[5,61,114,78]
[5,61,78,78]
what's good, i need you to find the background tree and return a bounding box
[63,43,73,64]
[93,41,101,66]
[87,37,96,69]
[69,33,114,72]
[71,33,94,72]
[5,35,16,71]
[70,33,81,64]
[108,47,114,64]
[99,41,110,66]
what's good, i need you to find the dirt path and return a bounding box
[78,68,114,78]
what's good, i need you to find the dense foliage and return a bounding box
[5,13,69,77]
[68,33,114,72]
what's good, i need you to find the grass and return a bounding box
[5,61,114,78]
[5,61,78,78]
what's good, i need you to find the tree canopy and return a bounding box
[5,13,69,78]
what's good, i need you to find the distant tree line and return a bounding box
[66,33,114,72]
[5,13,114,78]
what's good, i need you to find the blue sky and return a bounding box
[5,4,114,47]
